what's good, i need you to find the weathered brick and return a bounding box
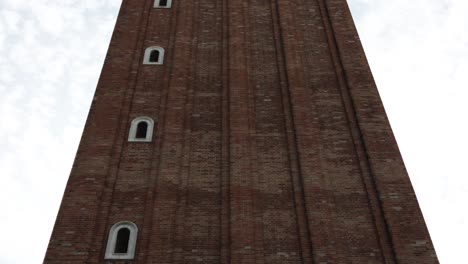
[44,0,439,263]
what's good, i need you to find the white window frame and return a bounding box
[154,0,172,8]
[105,221,138,260]
[143,46,165,65]
[128,116,155,142]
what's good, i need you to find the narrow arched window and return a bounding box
[154,0,172,8]
[136,122,148,139]
[149,50,160,63]
[128,116,155,142]
[105,221,138,260]
[143,46,165,65]
[115,228,130,253]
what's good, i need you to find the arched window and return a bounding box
[154,0,172,8]
[149,50,160,63]
[143,46,165,65]
[114,228,130,253]
[135,122,148,139]
[105,221,138,260]
[128,116,155,142]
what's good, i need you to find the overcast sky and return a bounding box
[0,0,466,263]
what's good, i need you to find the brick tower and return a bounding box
[44,0,439,263]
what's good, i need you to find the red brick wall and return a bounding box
[44,0,438,263]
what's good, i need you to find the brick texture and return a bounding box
[44,0,439,263]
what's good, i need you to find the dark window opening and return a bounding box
[159,0,168,6]
[114,228,130,253]
[149,50,160,63]
[136,122,148,139]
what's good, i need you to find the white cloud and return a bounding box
[0,0,466,263]
[0,1,119,263]
[349,1,468,263]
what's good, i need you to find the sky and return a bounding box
[0,0,466,263]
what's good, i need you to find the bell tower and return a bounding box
[44,0,439,263]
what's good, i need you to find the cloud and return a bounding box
[349,1,468,263]
[0,0,466,263]
[0,0,119,263]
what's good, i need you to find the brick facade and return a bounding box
[44,0,439,263]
